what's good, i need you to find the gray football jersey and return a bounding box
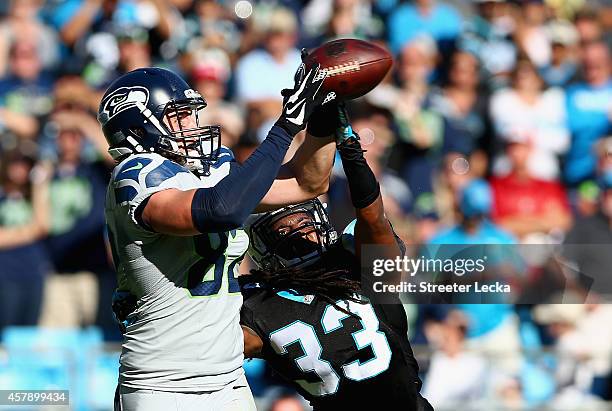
[105,149,248,392]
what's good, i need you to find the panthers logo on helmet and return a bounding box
[101,86,149,120]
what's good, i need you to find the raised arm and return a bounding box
[0,108,39,139]
[335,107,399,258]
[142,66,334,235]
[257,50,340,211]
[256,131,335,211]
[60,0,102,46]
[142,125,292,234]
[52,110,113,165]
[149,0,175,40]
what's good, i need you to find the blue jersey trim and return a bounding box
[116,157,153,184]
[211,148,235,169]
[341,219,357,255]
[145,160,189,188]
[114,186,138,204]
[277,290,313,304]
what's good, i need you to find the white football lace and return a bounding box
[287,104,306,126]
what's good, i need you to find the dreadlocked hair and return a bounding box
[243,265,365,318]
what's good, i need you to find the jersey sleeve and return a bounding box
[373,303,421,379]
[240,303,256,331]
[240,297,265,340]
[374,303,409,338]
[109,154,201,230]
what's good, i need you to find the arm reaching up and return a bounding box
[142,65,333,234]
[258,50,339,211]
[335,105,400,257]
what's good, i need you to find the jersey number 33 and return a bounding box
[270,300,392,396]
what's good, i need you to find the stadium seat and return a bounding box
[0,327,117,411]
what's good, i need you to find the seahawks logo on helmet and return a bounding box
[101,86,149,120]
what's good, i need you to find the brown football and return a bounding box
[304,39,393,100]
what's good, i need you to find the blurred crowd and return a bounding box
[0,0,611,409]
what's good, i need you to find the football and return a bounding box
[304,39,393,100]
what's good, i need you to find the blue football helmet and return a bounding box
[97,67,221,175]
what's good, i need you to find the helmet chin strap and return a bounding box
[108,146,133,160]
[135,100,213,177]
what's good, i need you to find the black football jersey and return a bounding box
[241,288,424,410]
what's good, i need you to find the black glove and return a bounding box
[308,101,355,140]
[276,59,334,137]
[286,49,339,138]
[307,101,340,138]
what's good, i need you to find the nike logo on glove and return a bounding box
[285,98,305,115]
[287,104,306,126]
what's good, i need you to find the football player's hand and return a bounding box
[285,48,340,139]
[276,60,334,137]
[280,48,317,106]
[276,63,328,136]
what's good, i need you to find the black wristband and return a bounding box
[337,138,380,209]
[275,118,300,137]
[306,102,339,138]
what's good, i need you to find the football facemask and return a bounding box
[248,199,338,272]
[159,99,221,176]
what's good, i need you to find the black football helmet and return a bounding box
[97,67,221,175]
[247,199,338,272]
